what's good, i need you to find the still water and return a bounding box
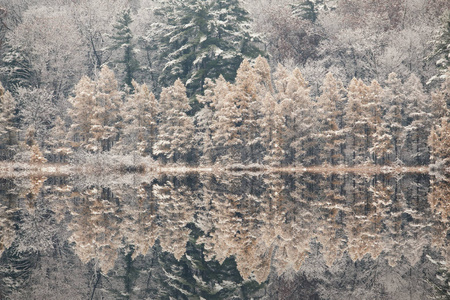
[0,172,448,299]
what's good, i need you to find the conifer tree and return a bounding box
[153,79,195,163]
[367,80,392,164]
[383,73,406,163]
[276,66,313,165]
[0,84,18,160]
[195,76,231,164]
[67,76,97,151]
[109,9,139,88]
[91,66,123,151]
[118,80,158,156]
[151,0,263,95]
[0,43,33,91]
[344,78,368,164]
[403,74,432,165]
[429,69,450,169]
[233,59,261,163]
[428,11,450,82]
[211,89,243,164]
[315,72,346,164]
[259,93,285,166]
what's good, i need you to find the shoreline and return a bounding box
[0,162,433,178]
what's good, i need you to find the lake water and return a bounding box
[0,172,448,299]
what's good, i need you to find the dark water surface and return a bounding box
[0,173,448,299]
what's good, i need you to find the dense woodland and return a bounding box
[0,0,450,168]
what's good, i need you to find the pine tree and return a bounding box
[276,67,313,165]
[428,11,450,82]
[233,59,262,163]
[151,0,263,96]
[67,76,97,152]
[315,72,346,164]
[195,76,229,165]
[211,89,243,165]
[109,9,139,88]
[259,93,285,166]
[429,69,450,169]
[344,78,368,164]
[403,74,432,165]
[119,80,158,156]
[291,0,335,23]
[0,43,33,91]
[153,79,195,163]
[48,116,71,163]
[91,66,123,152]
[367,80,392,164]
[382,73,406,163]
[0,84,18,160]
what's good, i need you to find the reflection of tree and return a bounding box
[157,224,264,299]
[67,187,123,272]
[0,172,447,299]
[428,178,450,267]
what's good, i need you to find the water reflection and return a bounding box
[0,173,448,299]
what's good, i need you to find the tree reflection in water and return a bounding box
[0,172,448,299]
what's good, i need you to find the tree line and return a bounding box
[1,57,449,167]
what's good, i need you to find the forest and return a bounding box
[0,0,450,169]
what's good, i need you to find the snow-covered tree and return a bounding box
[149,0,263,95]
[16,87,56,149]
[91,66,123,152]
[259,93,285,166]
[343,78,368,164]
[118,80,158,156]
[291,0,336,23]
[153,79,195,163]
[0,42,33,91]
[314,72,346,164]
[402,74,432,165]
[195,76,231,164]
[382,73,406,162]
[7,5,87,98]
[0,83,18,160]
[211,80,243,165]
[67,76,97,152]
[428,11,450,82]
[109,9,139,88]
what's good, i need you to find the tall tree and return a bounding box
[150,0,263,95]
[153,79,195,163]
[314,72,346,164]
[109,9,139,88]
[118,80,158,156]
[428,11,450,82]
[67,76,97,152]
[0,83,18,160]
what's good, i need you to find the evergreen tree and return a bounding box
[315,72,346,164]
[118,80,158,156]
[259,93,285,166]
[67,76,97,152]
[367,80,392,164]
[382,73,406,163]
[291,0,336,23]
[428,11,450,82]
[403,74,432,165]
[0,83,18,160]
[344,78,368,164]
[109,9,139,88]
[0,43,33,91]
[91,66,123,152]
[151,0,263,96]
[153,79,195,163]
